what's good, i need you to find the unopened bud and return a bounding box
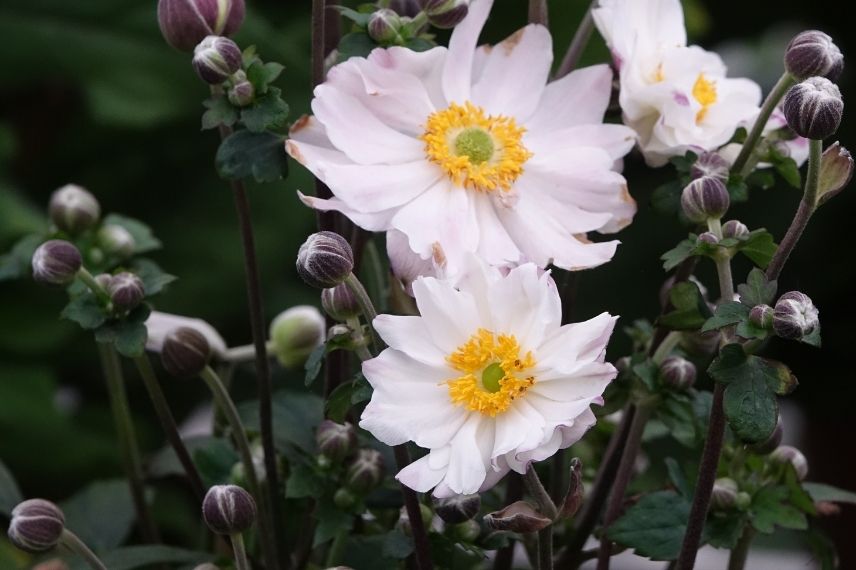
[7,499,65,553]
[333,488,357,509]
[270,306,325,368]
[784,30,844,82]
[817,141,853,205]
[659,356,696,390]
[227,72,255,107]
[157,0,245,52]
[679,330,720,356]
[749,416,783,454]
[815,501,842,517]
[433,494,481,524]
[710,478,739,510]
[321,283,361,322]
[32,240,82,285]
[748,304,774,330]
[484,501,551,533]
[193,36,242,84]
[161,327,212,378]
[721,220,749,240]
[772,291,819,340]
[296,231,354,289]
[107,272,145,311]
[97,224,136,259]
[449,519,481,542]
[735,491,752,511]
[202,485,256,534]
[558,458,584,519]
[681,176,730,222]
[783,77,843,140]
[423,0,470,29]
[690,151,730,181]
[345,449,385,493]
[48,184,100,234]
[697,231,719,245]
[770,445,809,480]
[368,9,402,44]
[316,420,357,463]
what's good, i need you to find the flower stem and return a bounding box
[223,341,276,364]
[76,267,110,303]
[766,138,822,281]
[707,218,735,302]
[393,445,434,570]
[60,529,107,570]
[325,530,348,567]
[651,331,681,364]
[131,354,206,501]
[727,526,756,570]
[596,404,653,570]
[346,316,374,362]
[345,272,382,351]
[524,466,557,570]
[494,474,524,570]
[732,72,796,177]
[555,0,597,79]
[528,0,549,26]
[96,342,160,544]
[230,532,251,570]
[537,526,554,570]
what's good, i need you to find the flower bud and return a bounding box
[423,0,470,29]
[721,220,749,240]
[368,9,402,44]
[192,565,221,570]
[161,326,212,378]
[710,478,739,511]
[227,72,255,107]
[772,291,819,340]
[770,445,809,480]
[749,416,783,454]
[783,77,843,140]
[735,492,752,511]
[697,231,719,245]
[558,457,584,519]
[193,36,243,84]
[390,0,422,17]
[817,141,853,206]
[333,488,357,509]
[433,494,481,524]
[448,520,481,542]
[690,151,730,181]
[48,184,100,234]
[269,306,325,368]
[97,224,136,259]
[748,304,774,330]
[784,30,844,82]
[316,420,357,463]
[202,485,256,534]
[680,176,730,222]
[345,449,385,494]
[680,330,720,356]
[32,240,82,285]
[659,356,696,390]
[157,0,245,52]
[7,499,65,553]
[484,501,551,533]
[296,232,354,289]
[321,283,362,322]
[396,504,434,536]
[107,272,145,311]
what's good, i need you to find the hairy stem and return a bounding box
[525,465,558,520]
[61,529,107,570]
[393,445,434,570]
[96,342,160,543]
[528,0,549,26]
[230,532,251,570]
[727,526,756,570]
[344,272,381,350]
[76,267,110,303]
[537,525,554,570]
[732,72,796,177]
[555,0,596,79]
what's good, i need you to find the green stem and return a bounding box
[60,529,107,570]
[732,72,796,177]
[651,331,681,364]
[77,267,110,303]
[132,355,206,501]
[325,530,348,567]
[555,0,596,79]
[346,316,374,362]
[344,273,382,351]
[707,218,735,303]
[537,525,553,570]
[96,342,160,544]
[223,341,276,364]
[524,465,558,520]
[727,526,756,570]
[230,533,252,570]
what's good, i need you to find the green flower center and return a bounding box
[481,362,505,393]
[454,128,495,165]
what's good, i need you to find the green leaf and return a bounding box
[305,343,327,386]
[726,180,750,202]
[737,268,777,307]
[382,529,415,559]
[61,293,108,330]
[216,130,289,183]
[95,309,150,358]
[403,37,435,52]
[193,438,240,488]
[709,344,797,395]
[632,359,659,392]
[775,157,802,188]
[803,483,856,505]
[102,213,162,254]
[239,390,324,456]
[314,496,354,546]
[664,458,691,498]
[286,463,325,499]
[736,230,777,269]
[337,32,377,62]
[751,486,808,534]
[131,258,176,296]
[657,281,712,330]
[61,479,137,551]
[333,6,372,27]
[68,546,214,570]
[651,180,683,216]
[658,396,699,448]
[701,302,749,332]
[0,233,42,281]
[745,169,776,190]
[240,88,290,133]
[327,380,356,423]
[661,237,697,271]
[0,458,22,516]
[705,512,747,549]
[246,61,284,93]
[607,490,689,560]
[201,95,238,131]
[723,375,778,444]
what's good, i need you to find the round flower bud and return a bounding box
[296,231,354,289]
[680,176,730,222]
[227,72,255,107]
[659,356,696,390]
[345,449,385,494]
[316,420,357,463]
[749,416,783,455]
[770,445,809,480]
[269,306,325,368]
[32,240,82,285]
[193,36,243,84]
[783,77,843,140]
[721,220,749,240]
[390,0,422,17]
[202,485,256,535]
[107,272,146,311]
[321,283,362,322]
[423,0,470,29]
[690,151,730,181]
[94,273,113,290]
[784,30,844,82]
[368,9,402,44]
[7,499,65,553]
[772,291,819,340]
[97,224,136,259]
[710,478,739,511]
[748,304,774,330]
[433,494,481,524]
[157,0,245,52]
[161,327,212,379]
[48,184,100,235]
[449,519,481,543]
[735,492,752,511]
[697,231,719,245]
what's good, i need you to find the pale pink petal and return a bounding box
[526,65,614,132]
[411,276,482,353]
[442,0,495,103]
[370,46,449,110]
[373,314,448,366]
[397,449,450,493]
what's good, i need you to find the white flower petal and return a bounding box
[526,64,614,132]
[445,415,493,495]
[411,275,483,353]
[442,0,495,103]
[488,264,561,349]
[397,449,450,493]
[145,311,228,358]
[536,313,618,372]
[531,361,617,399]
[297,192,396,232]
[368,46,449,110]
[373,314,448,366]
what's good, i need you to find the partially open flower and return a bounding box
[772,291,819,340]
[659,356,696,390]
[770,445,809,480]
[433,494,481,524]
[107,272,145,311]
[345,449,385,494]
[32,240,82,285]
[296,232,354,289]
[161,327,212,379]
[48,184,100,235]
[681,176,730,222]
[316,420,357,463]
[484,501,551,533]
[817,141,853,206]
[97,224,136,259]
[7,499,65,553]
[269,306,326,368]
[783,77,843,140]
[193,36,243,84]
[157,0,245,52]
[784,30,844,82]
[202,485,256,534]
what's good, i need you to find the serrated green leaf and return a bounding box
[102,213,161,254]
[661,237,697,271]
[726,180,750,202]
[95,308,150,358]
[705,512,747,549]
[736,230,777,268]
[723,374,778,443]
[607,490,689,560]
[803,483,856,505]
[382,529,414,559]
[246,61,284,93]
[701,302,749,332]
[61,293,108,330]
[239,390,324,456]
[305,343,326,386]
[657,281,712,330]
[286,463,325,499]
[658,396,698,448]
[61,479,136,551]
[775,157,802,188]
[132,259,176,297]
[216,130,288,183]
[314,496,354,546]
[201,95,238,131]
[751,486,808,534]
[651,180,683,216]
[333,6,372,27]
[737,268,777,307]
[632,359,659,391]
[240,88,290,133]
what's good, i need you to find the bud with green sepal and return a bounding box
[107,272,145,311]
[48,184,100,235]
[721,220,749,240]
[157,0,245,52]
[710,478,739,511]
[749,304,774,330]
[32,240,82,285]
[816,141,853,206]
[345,449,385,494]
[316,420,357,463]
[770,445,809,480]
[784,30,844,82]
[97,224,136,259]
[269,306,325,368]
[368,9,404,44]
[193,36,243,84]
[322,283,362,322]
[227,71,255,107]
[783,77,843,141]
[422,0,470,29]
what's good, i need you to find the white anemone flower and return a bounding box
[287,0,637,279]
[593,0,762,166]
[359,257,617,497]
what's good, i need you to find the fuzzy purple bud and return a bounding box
[423,0,470,29]
[368,9,402,43]
[773,291,819,340]
[202,485,256,534]
[296,232,354,289]
[434,494,481,524]
[690,151,730,181]
[783,77,843,140]
[32,240,82,285]
[770,445,809,480]
[48,184,100,234]
[721,220,749,240]
[157,0,245,52]
[321,283,361,322]
[697,232,719,244]
[681,176,730,222]
[345,449,385,493]
[97,224,136,259]
[7,499,65,553]
[161,327,212,378]
[710,478,739,511]
[785,30,844,82]
[107,272,145,311]
[192,36,242,84]
[227,72,255,107]
[316,420,357,463]
[660,356,696,390]
[749,304,774,330]
[817,141,853,205]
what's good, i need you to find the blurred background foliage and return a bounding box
[0,0,853,566]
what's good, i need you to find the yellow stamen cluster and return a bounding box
[692,73,717,124]
[422,102,532,192]
[445,328,536,417]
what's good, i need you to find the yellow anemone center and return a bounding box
[422,102,532,192]
[692,74,717,124]
[445,328,536,417]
